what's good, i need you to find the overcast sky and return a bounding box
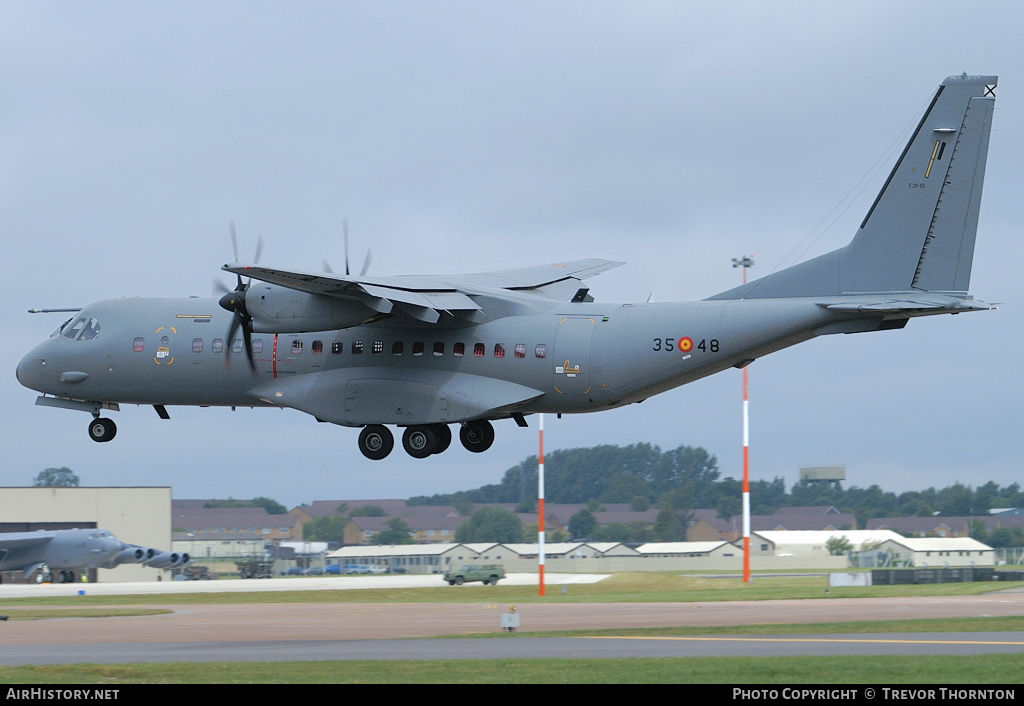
[4,1,1022,509]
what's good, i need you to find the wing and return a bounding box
[224,258,624,325]
[0,531,55,551]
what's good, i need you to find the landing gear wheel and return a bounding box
[358,425,394,460]
[402,426,438,459]
[432,424,452,454]
[459,420,495,453]
[88,417,117,443]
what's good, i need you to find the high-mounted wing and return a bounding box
[223,258,624,329]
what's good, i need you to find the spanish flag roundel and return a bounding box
[678,336,693,353]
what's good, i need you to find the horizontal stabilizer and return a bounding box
[822,294,994,315]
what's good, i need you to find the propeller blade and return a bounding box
[323,260,334,273]
[242,322,255,372]
[344,218,350,276]
[213,280,231,296]
[360,249,372,277]
[229,221,239,262]
[253,235,263,265]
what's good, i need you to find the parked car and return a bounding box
[324,564,343,575]
[281,566,306,576]
[305,566,324,576]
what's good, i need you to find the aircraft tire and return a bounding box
[459,420,495,453]
[402,426,438,459]
[358,425,394,460]
[88,418,117,443]
[432,425,452,455]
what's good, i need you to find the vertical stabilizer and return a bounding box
[711,74,996,300]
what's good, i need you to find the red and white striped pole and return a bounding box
[733,255,754,583]
[538,413,546,596]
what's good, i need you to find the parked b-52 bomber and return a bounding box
[0,528,188,584]
[17,74,998,460]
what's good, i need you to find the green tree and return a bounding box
[373,518,415,545]
[204,497,287,514]
[455,507,523,543]
[252,497,287,515]
[349,505,387,517]
[33,467,79,487]
[653,508,686,541]
[826,535,853,555]
[303,513,349,543]
[568,509,597,539]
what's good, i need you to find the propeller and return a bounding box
[324,218,372,276]
[218,221,262,374]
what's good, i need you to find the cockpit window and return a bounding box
[51,318,73,338]
[62,317,101,341]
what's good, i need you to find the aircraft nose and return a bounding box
[16,348,46,391]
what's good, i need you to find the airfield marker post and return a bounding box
[538,413,546,596]
[733,255,754,584]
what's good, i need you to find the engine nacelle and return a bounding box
[100,545,152,569]
[246,284,379,333]
[145,551,190,569]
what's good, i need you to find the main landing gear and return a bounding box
[87,417,117,443]
[357,420,494,460]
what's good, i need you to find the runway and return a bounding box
[0,579,1022,664]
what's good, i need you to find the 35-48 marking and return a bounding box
[653,337,719,353]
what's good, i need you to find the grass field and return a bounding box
[2,571,1020,606]
[1,655,1022,684]
[0,572,1020,684]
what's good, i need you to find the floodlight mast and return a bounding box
[732,255,754,583]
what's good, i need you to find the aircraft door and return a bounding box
[552,317,595,395]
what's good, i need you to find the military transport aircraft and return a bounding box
[17,74,998,460]
[0,528,188,584]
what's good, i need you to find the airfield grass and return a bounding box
[1,655,1022,684]
[2,571,1021,607]
[1,573,1022,684]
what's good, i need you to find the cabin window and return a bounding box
[231,339,242,353]
[292,340,303,354]
[494,344,506,359]
[514,344,526,359]
[453,342,465,357]
[474,343,485,358]
[133,337,145,352]
[332,341,343,354]
[433,342,444,357]
[392,341,404,356]
[413,342,425,357]
[312,340,323,354]
[372,341,384,355]
[535,344,547,359]
[192,338,204,353]
[212,339,224,353]
[352,341,363,354]
[252,339,263,354]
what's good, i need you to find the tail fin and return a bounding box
[712,74,996,300]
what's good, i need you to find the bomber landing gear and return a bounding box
[358,425,394,460]
[88,417,117,443]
